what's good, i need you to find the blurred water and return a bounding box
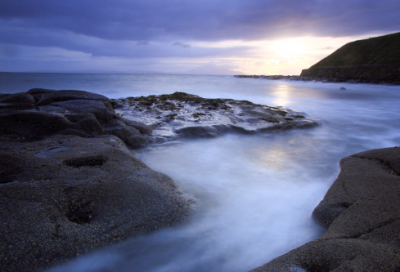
[2,73,399,271]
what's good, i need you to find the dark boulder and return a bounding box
[0,111,80,141]
[0,89,191,272]
[0,93,37,111]
[35,90,109,106]
[0,89,151,148]
[124,134,148,148]
[0,135,191,272]
[103,119,141,139]
[123,119,152,135]
[249,147,400,272]
[176,125,228,138]
[49,99,116,124]
[0,92,36,104]
[27,88,56,96]
[65,113,105,136]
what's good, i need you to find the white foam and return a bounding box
[44,77,400,272]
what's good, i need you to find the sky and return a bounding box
[0,0,399,75]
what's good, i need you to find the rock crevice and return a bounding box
[250,147,400,272]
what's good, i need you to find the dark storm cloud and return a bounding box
[1,0,400,42]
[0,0,399,61]
[0,23,253,59]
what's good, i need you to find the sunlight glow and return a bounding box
[272,38,306,57]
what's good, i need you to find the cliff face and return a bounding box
[301,32,400,83]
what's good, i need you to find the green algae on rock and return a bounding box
[114,92,318,143]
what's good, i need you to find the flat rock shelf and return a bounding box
[113,92,318,144]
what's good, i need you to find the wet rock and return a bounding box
[50,99,115,124]
[0,102,36,110]
[0,92,36,104]
[65,113,104,136]
[0,89,151,148]
[123,119,152,135]
[0,89,191,272]
[0,154,22,183]
[124,134,148,148]
[0,111,80,141]
[0,135,191,272]
[176,125,226,138]
[250,238,400,272]
[103,119,140,139]
[35,90,109,106]
[27,88,56,96]
[250,147,400,272]
[176,124,254,138]
[115,92,318,144]
[0,93,37,111]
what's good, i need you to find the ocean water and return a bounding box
[1,73,400,271]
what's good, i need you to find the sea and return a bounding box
[1,72,400,272]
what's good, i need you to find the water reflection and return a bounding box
[270,84,291,107]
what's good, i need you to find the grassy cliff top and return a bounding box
[310,31,400,68]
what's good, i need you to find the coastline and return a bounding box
[1,87,399,272]
[0,89,318,272]
[250,147,400,272]
[234,75,400,86]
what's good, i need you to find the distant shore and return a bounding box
[234,75,400,85]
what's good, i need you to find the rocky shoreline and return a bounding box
[3,88,398,272]
[0,89,318,272]
[0,89,193,272]
[250,147,400,272]
[234,75,400,85]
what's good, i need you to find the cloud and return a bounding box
[1,0,399,44]
[0,44,19,57]
[0,23,254,59]
[137,41,150,46]
[172,42,191,48]
[1,0,399,74]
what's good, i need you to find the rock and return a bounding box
[123,119,152,135]
[27,88,56,96]
[0,92,36,104]
[176,125,226,138]
[103,119,150,148]
[0,92,37,110]
[115,92,318,143]
[249,147,400,272]
[0,135,191,272]
[35,90,109,106]
[49,99,115,124]
[250,238,400,272]
[65,113,104,136]
[124,134,148,148]
[0,89,192,272]
[0,88,151,148]
[0,111,81,141]
[103,118,140,139]
[313,148,400,239]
